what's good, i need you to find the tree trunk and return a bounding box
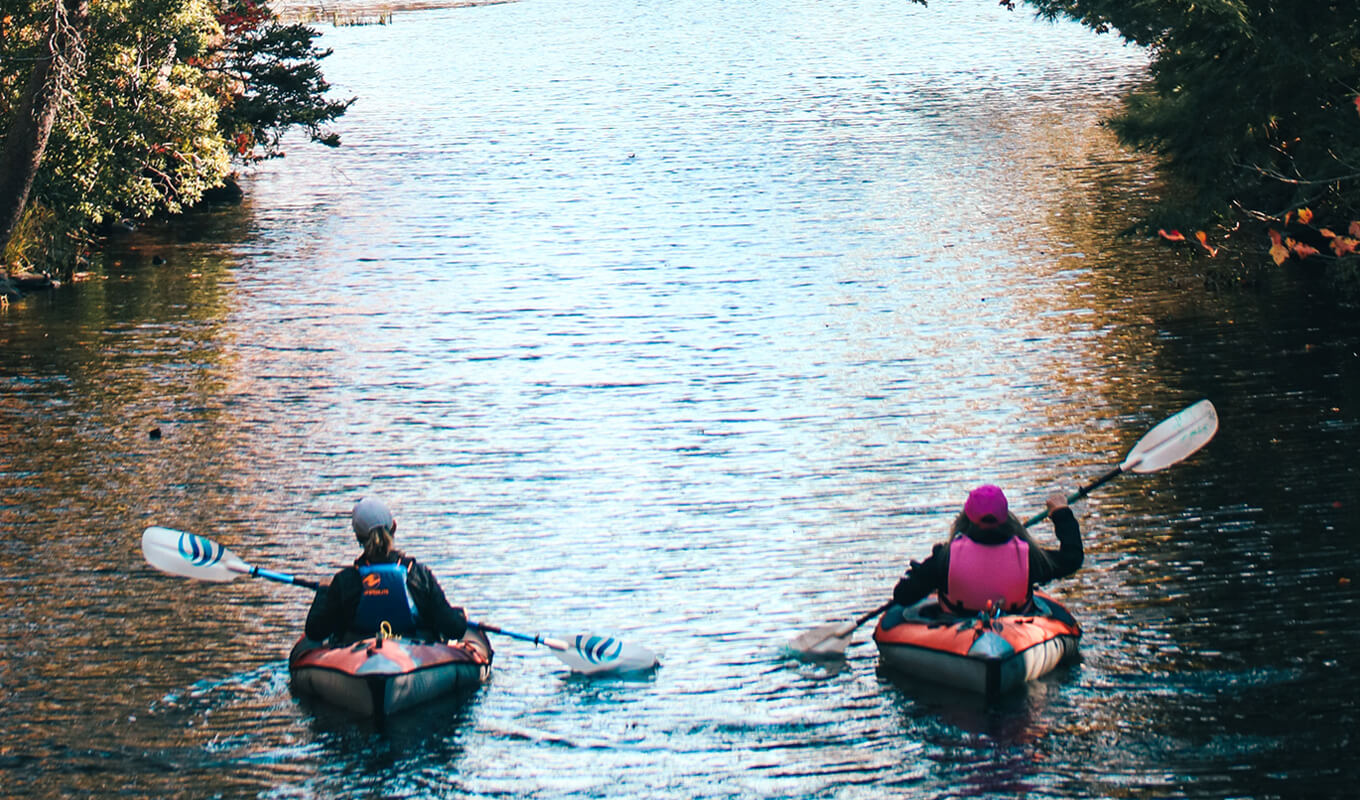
[0,0,90,258]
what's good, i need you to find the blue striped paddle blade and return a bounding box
[142,526,246,582]
[554,632,658,674]
[177,532,225,568]
[573,635,624,665]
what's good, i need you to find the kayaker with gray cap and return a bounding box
[304,496,476,646]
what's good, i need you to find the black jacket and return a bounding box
[304,550,468,642]
[891,507,1083,608]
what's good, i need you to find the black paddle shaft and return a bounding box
[1022,465,1123,527]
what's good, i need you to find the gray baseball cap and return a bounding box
[351,496,395,540]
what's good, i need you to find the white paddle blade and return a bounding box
[1122,399,1219,473]
[551,633,659,674]
[788,621,855,658]
[141,527,249,582]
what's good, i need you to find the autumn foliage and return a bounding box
[1151,89,1360,275]
[1265,213,1360,266]
[218,0,271,37]
[1160,206,1360,274]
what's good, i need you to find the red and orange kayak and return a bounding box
[289,628,492,718]
[873,591,1081,697]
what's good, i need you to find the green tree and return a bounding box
[211,0,351,160]
[0,0,348,271]
[45,0,230,222]
[0,0,90,260]
[1021,0,1360,226]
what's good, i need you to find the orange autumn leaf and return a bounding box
[1194,231,1218,256]
[1354,96,1360,116]
[1158,229,1186,242]
[1268,229,1290,265]
[1332,236,1358,257]
[1290,240,1321,259]
[1349,221,1360,239]
[1297,208,1314,225]
[1320,228,1337,238]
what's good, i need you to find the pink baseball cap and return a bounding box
[964,485,1008,528]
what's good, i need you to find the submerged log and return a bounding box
[7,270,60,290]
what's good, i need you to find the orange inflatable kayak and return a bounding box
[873,591,1081,697]
[289,627,492,718]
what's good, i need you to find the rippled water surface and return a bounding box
[4,1,1360,798]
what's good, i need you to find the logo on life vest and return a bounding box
[362,572,390,596]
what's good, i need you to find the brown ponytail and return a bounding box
[360,526,394,562]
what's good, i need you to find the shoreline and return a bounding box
[274,0,521,25]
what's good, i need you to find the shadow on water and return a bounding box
[298,683,485,740]
[782,653,852,680]
[559,668,662,693]
[287,685,487,796]
[878,664,1086,798]
[878,661,1081,741]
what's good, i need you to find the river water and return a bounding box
[3,1,1359,797]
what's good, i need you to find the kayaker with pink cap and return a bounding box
[891,485,1084,615]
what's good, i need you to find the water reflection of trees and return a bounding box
[1009,82,1360,797]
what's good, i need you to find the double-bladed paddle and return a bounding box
[140,526,659,674]
[788,398,1219,659]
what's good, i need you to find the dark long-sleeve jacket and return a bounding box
[891,507,1083,608]
[304,549,468,643]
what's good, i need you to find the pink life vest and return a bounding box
[942,535,1031,613]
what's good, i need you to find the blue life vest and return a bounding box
[354,562,422,635]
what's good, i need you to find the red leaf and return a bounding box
[1194,231,1218,256]
[1290,240,1321,259]
[1158,229,1186,242]
[1332,237,1358,257]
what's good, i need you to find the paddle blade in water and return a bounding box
[787,621,855,658]
[551,633,659,674]
[1122,399,1219,473]
[141,527,249,582]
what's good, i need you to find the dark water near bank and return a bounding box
[4,0,1360,797]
